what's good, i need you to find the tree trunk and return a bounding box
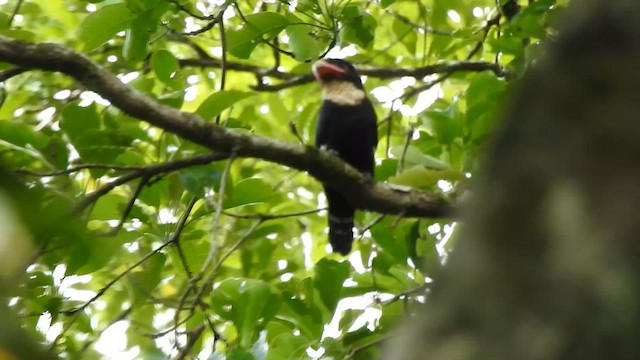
[388,2,640,359]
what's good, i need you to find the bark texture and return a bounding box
[388,2,640,359]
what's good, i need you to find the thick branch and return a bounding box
[0,35,453,218]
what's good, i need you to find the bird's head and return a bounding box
[313,59,366,106]
[312,59,364,89]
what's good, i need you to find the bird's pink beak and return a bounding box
[312,60,347,81]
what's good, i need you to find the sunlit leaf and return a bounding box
[339,6,377,49]
[77,3,136,51]
[211,278,282,349]
[227,12,290,58]
[151,49,180,86]
[389,165,464,189]
[224,178,274,209]
[390,145,450,170]
[285,14,321,61]
[196,90,255,121]
[0,122,49,149]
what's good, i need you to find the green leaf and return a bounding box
[224,178,274,209]
[266,330,310,359]
[466,73,507,141]
[0,121,49,149]
[390,145,449,170]
[227,12,290,58]
[228,351,255,360]
[196,90,255,121]
[151,49,180,86]
[339,5,377,49]
[127,253,166,306]
[392,17,416,53]
[71,238,120,275]
[388,166,464,189]
[374,159,398,182]
[416,230,441,276]
[158,91,186,108]
[466,72,506,108]
[123,13,152,61]
[90,193,127,220]
[381,0,395,8]
[0,13,10,30]
[168,232,209,273]
[179,164,224,197]
[60,103,100,141]
[489,35,525,56]
[0,29,35,41]
[338,309,362,331]
[313,259,349,312]
[75,310,94,333]
[211,278,282,349]
[285,14,321,61]
[266,93,289,121]
[73,129,132,165]
[78,3,136,51]
[371,219,408,264]
[420,108,463,145]
[129,75,155,94]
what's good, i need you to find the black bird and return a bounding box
[312,59,378,255]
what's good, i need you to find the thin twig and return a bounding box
[16,163,156,177]
[0,66,27,82]
[109,175,150,235]
[53,199,197,349]
[73,152,228,213]
[8,0,23,27]
[466,13,501,60]
[172,197,198,280]
[233,3,295,58]
[345,333,396,359]
[215,9,228,125]
[289,121,305,144]
[168,0,215,20]
[251,61,506,92]
[380,74,451,156]
[175,325,205,360]
[379,284,429,306]
[220,207,324,220]
[78,307,133,355]
[63,200,197,315]
[173,218,263,346]
[398,127,415,174]
[385,9,456,36]
[201,156,234,276]
[357,214,386,242]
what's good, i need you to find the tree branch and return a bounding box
[72,152,229,213]
[0,66,28,82]
[0,35,453,219]
[182,57,508,92]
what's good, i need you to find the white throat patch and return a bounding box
[321,81,366,106]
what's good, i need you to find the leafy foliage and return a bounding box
[0,0,563,358]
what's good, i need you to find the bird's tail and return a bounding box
[324,187,355,255]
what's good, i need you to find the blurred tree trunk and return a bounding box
[388,2,640,359]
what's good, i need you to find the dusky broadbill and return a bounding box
[313,59,378,255]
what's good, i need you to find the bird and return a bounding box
[312,59,378,255]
